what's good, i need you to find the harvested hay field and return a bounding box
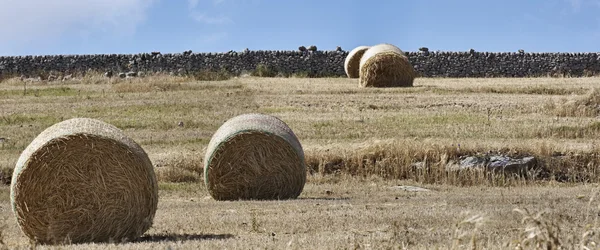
[1,75,600,248]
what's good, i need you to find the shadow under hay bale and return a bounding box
[204,113,306,201]
[10,118,158,245]
[344,45,370,78]
[136,233,235,243]
[0,166,13,185]
[359,43,416,88]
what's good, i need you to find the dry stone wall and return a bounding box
[1,50,599,78]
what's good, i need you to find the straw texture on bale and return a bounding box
[10,118,158,245]
[359,43,417,88]
[204,113,306,201]
[344,45,370,78]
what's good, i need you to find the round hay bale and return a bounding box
[344,45,370,78]
[10,118,158,245]
[359,43,416,87]
[204,113,306,201]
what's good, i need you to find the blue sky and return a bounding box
[1,0,599,56]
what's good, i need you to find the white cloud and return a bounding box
[201,32,228,43]
[568,0,582,11]
[188,0,226,9]
[187,0,232,24]
[190,12,233,24]
[188,0,199,9]
[0,0,156,54]
[186,1,232,46]
[564,0,600,11]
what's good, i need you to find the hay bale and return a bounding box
[344,46,370,78]
[359,43,416,87]
[10,118,158,244]
[204,113,306,201]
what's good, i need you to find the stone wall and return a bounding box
[1,50,599,79]
[410,51,600,77]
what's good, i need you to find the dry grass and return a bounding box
[548,88,600,117]
[3,76,600,183]
[152,150,204,183]
[1,75,600,247]
[0,177,598,249]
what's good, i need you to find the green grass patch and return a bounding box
[312,121,334,129]
[431,86,587,96]
[79,103,213,120]
[0,113,61,126]
[0,87,90,97]
[112,80,245,93]
[143,137,210,146]
[109,118,214,131]
[547,121,600,139]
[191,68,235,81]
[258,106,300,113]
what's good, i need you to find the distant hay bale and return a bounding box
[359,43,416,87]
[204,113,306,201]
[10,118,158,245]
[344,46,370,78]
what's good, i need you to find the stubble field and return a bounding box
[1,75,600,249]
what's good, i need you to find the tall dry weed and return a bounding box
[551,88,600,117]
